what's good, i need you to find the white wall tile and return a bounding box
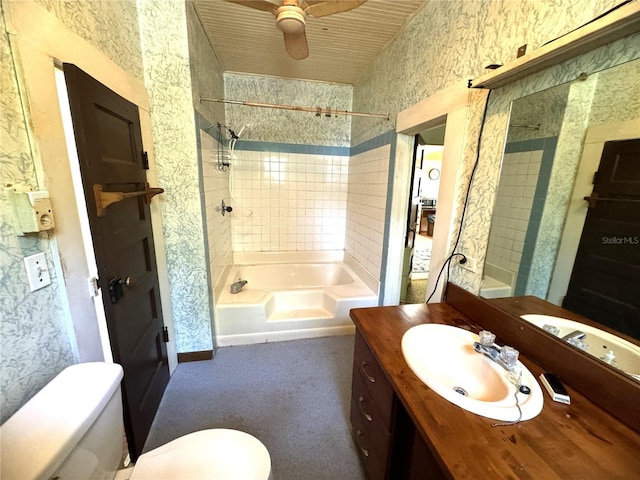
[230,149,348,252]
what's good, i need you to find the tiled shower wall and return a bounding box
[230,146,349,252]
[200,130,233,287]
[485,150,543,277]
[345,144,391,278]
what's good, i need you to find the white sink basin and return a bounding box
[402,324,543,422]
[521,314,640,380]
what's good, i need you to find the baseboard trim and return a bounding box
[177,350,213,363]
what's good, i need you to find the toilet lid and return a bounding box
[130,429,271,480]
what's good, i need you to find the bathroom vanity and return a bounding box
[349,285,640,479]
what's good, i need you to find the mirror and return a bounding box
[482,57,640,378]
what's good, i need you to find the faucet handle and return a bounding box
[478,330,496,346]
[499,346,519,370]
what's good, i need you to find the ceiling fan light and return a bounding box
[276,6,306,33]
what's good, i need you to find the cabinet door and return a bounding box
[406,430,447,480]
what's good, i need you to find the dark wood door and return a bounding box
[563,138,640,339]
[63,64,170,460]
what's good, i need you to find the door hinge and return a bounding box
[88,277,100,297]
[142,151,149,170]
[162,326,169,343]
[592,170,599,185]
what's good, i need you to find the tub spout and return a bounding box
[230,279,248,294]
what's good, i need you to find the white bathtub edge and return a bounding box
[234,250,344,265]
[216,325,356,347]
[480,275,513,299]
[344,252,380,299]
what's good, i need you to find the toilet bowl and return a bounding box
[0,363,272,480]
[123,429,272,480]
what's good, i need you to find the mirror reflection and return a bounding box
[482,58,640,379]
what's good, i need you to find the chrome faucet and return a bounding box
[473,330,519,372]
[561,330,586,342]
[230,279,248,294]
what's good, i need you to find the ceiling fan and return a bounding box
[226,0,368,60]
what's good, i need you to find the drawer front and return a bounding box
[351,369,392,460]
[350,398,387,480]
[354,332,394,426]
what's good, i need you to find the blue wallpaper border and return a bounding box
[350,130,396,156]
[509,136,558,295]
[234,140,349,156]
[232,130,397,157]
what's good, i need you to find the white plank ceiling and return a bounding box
[193,0,425,84]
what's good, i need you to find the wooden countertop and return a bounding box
[350,303,640,479]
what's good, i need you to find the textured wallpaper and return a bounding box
[589,58,640,126]
[34,0,144,82]
[525,77,598,298]
[1,6,76,422]
[187,2,225,125]
[138,0,213,353]
[506,84,570,143]
[223,73,353,147]
[351,0,638,296]
[351,0,622,144]
[452,35,640,295]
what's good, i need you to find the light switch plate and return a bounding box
[24,252,51,292]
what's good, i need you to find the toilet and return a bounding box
[0,363,272,480]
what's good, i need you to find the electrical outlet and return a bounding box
[24,252,51,292]
[458,255,477,273]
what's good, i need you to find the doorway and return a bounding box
[387,82,487,305]
[402,126,445,304]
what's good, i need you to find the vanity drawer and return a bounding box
[351,367,392,460]
[353,331,394,427]
[350,397,387,480]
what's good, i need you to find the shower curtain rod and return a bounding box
[199,97,390,120]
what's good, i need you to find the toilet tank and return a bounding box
[0,362,125,480]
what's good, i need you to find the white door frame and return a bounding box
[386,82,488,303]
[547,118,640,305]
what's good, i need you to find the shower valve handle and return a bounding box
[217,200,233,216]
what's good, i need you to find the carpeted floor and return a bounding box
[404,278,427,304]
[143,335,366,480]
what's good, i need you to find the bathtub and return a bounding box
[214,254,378,346]
[480,263,514,299]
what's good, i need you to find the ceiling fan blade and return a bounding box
[225,0,278,15]
[283,30,309,60]
[305,0,367,18]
